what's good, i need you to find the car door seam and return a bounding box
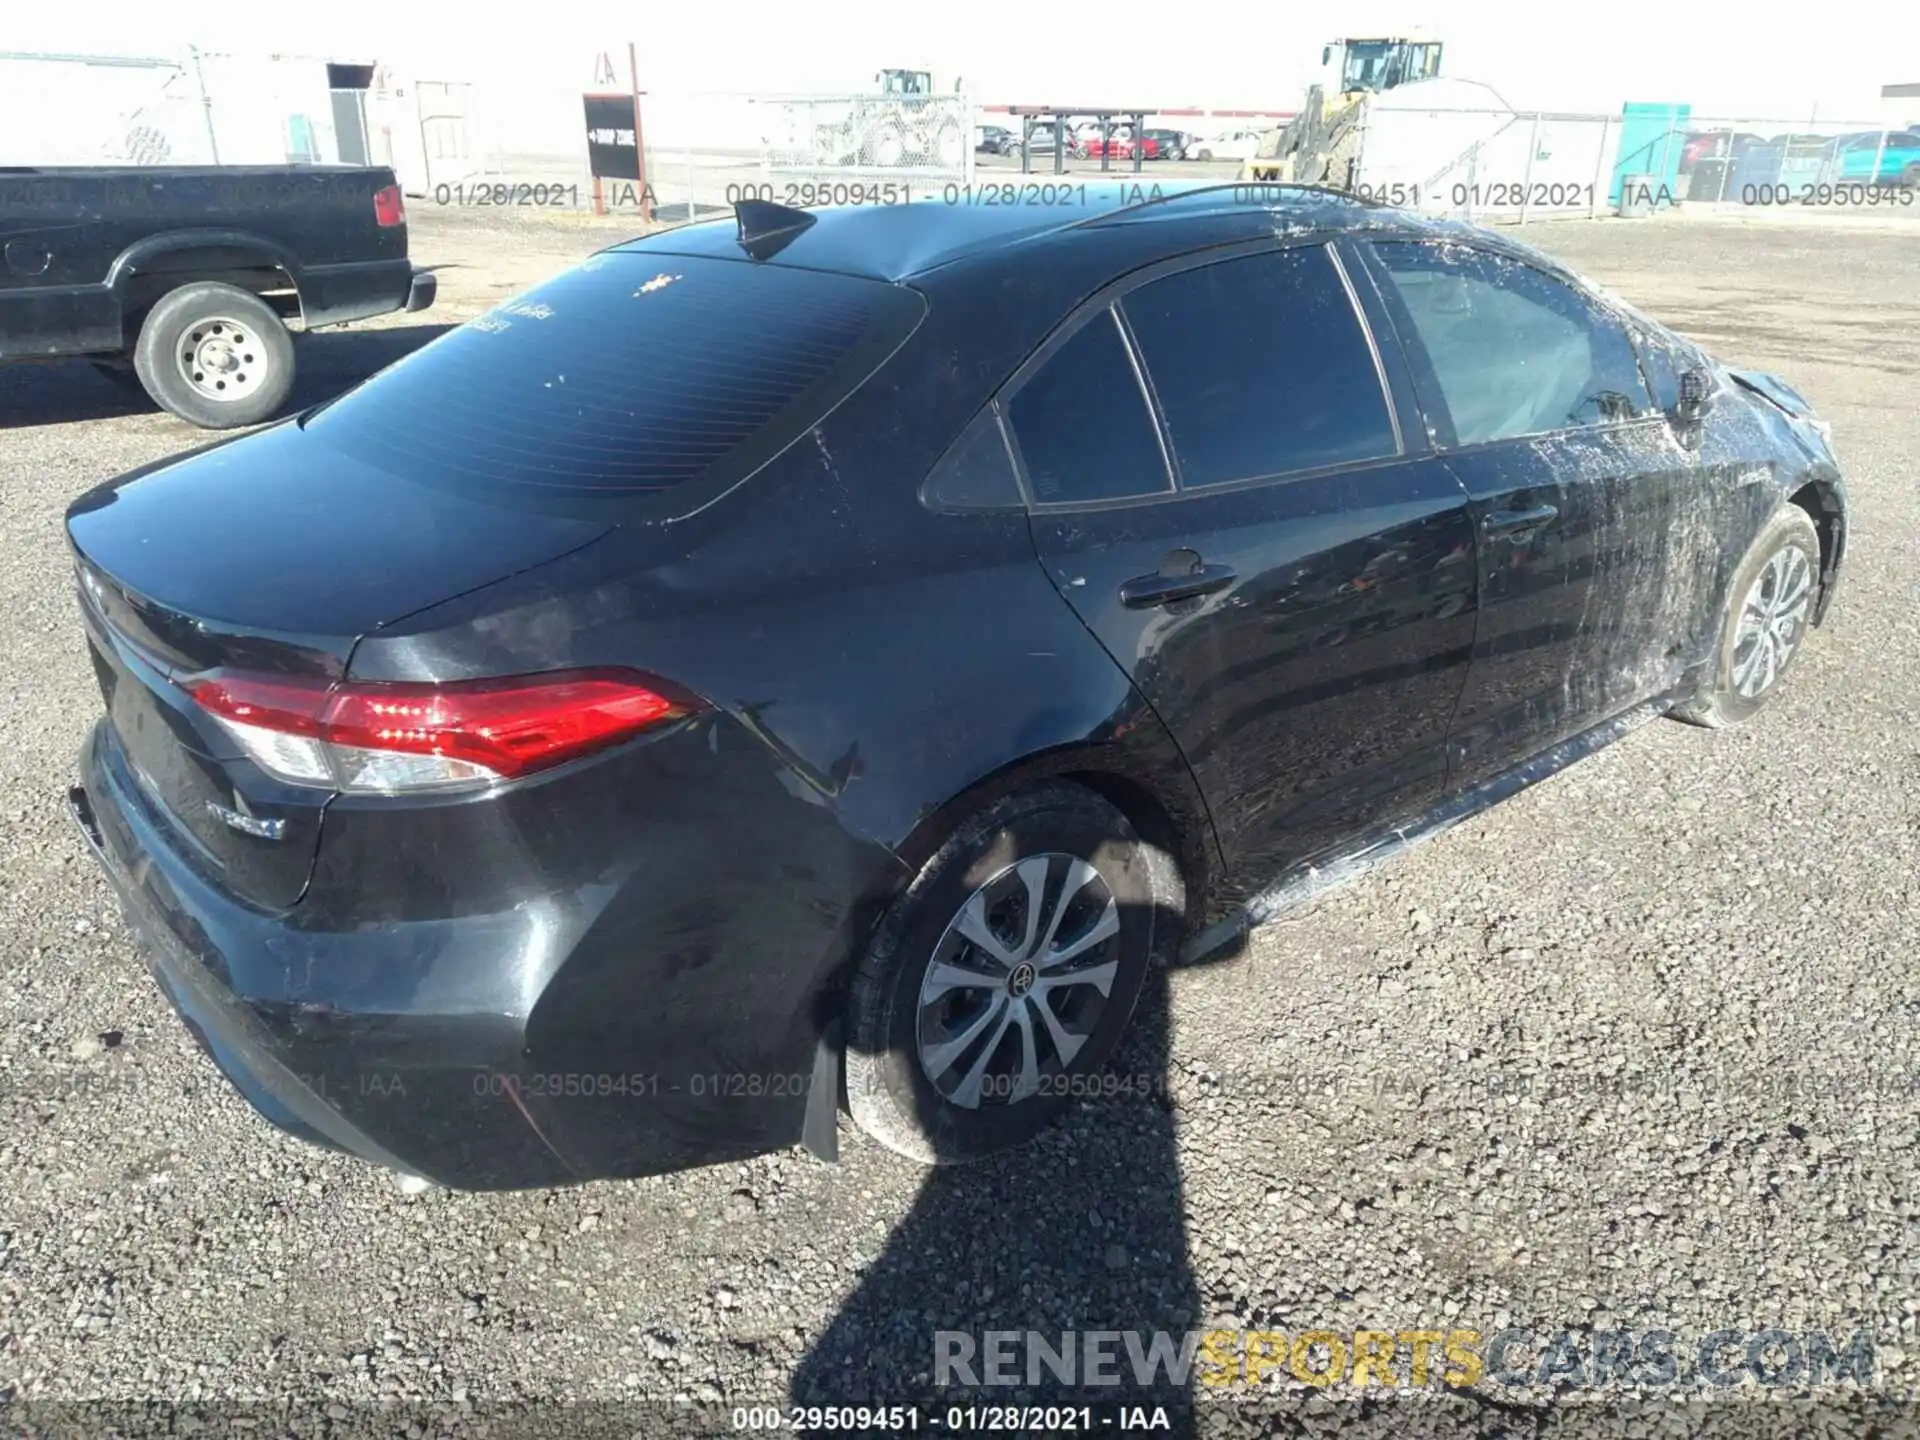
[1108,304,1182,491]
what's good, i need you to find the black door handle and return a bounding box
[1119,562,1237,608]
[1482,503,1558,538]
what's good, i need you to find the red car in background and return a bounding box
[1079,132,1160,161]
[1681,129,1763,170]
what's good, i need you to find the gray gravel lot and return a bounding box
[0,205,1916,1436]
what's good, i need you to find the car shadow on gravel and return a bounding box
[0,322,455,430]
[792,960,1204,1433]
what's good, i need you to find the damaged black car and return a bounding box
[65,184,1846,1189]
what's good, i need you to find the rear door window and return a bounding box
[1120,245,1398,487]
[1003,310,1173,506]
[302,253,925,514]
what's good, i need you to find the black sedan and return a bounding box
[65,184,1847,1189]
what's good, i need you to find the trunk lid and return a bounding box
[66,421,610,909]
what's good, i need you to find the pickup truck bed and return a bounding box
[1,164,435,427]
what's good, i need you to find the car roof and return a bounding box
[612,180,1478,285]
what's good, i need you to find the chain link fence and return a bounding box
[1666,116,1920,205]
[416,88,977,221]
[760,93,975,179]
[0,51,215,165]
[1349,101,1920,221]
[9,49,1913,231]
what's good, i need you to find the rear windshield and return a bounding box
[302,252,925,515]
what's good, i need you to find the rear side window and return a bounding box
[1004,310,1172,505]
[1369,242,1652,446]
[302,253,924,512]
[1121,245,1397,487]
[921,406,1023,512]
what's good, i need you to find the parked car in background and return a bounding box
[1143,128,1193,160]
[1020,123,1075,159]
[0,165,434,428]
[1188,129,1263,163]
[1830,130,1920,185]
[1681,130,1763,171]
[1080,131,1160,161]
[975,123,1017,156]
[67,183,1845,1190]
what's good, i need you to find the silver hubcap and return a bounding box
[176,317,265,402]
[915,853,1123,1109]
[1733,542,1814,699]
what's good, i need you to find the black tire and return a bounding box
[132,282,294,429]
[844,781,1183,1164]
[1672,504,1822,729]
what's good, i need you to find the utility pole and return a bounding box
[189,45,220,163]
[629,42,653,224]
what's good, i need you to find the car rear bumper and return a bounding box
[405,268,437,313]
[67,769,418,1175]
[69,718,880,1190]
[300,258,422,328]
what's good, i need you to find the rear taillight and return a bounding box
[373,184,406,227]
[181,669,690,794]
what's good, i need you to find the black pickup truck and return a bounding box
[1,165,435,428]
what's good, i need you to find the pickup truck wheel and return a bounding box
[133,283,294,429]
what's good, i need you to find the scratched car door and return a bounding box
[1014,241,1479,886]
[1352,239,1697,789]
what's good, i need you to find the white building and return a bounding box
[0,49,478,194]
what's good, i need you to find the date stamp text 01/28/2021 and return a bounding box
[727,1405,1175,1432]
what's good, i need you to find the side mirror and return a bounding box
[1674,366,1715,423]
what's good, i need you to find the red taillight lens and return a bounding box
[322,673,678,777]
[184,669,689,793]
[373,184,406,227]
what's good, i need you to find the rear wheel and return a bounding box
[132,282,295,429]
[1672,504,1821,728]
[844,782,1181,1164]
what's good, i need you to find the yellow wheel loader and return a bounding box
[1243,35,1443,186]
[813,66,970,171]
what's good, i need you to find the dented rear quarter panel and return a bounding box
[330,292,1220,1167]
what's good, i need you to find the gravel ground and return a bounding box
[0,206,1916,1437]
